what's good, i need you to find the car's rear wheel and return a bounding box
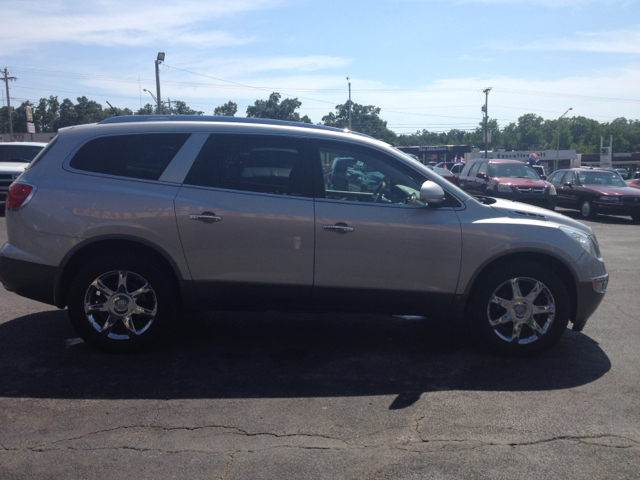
[580,198,596,219]
[467,261,570,356]
[67,254,177,353]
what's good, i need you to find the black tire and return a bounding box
[580,198,596,219]
[67,253,177,353]
[467,261,570,356]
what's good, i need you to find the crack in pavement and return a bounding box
[5,433,637,455]
[218,454,233,480]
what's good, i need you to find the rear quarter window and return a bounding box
[69,133,190,181]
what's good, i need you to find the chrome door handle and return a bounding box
[189,213,222,223]
[323,224,354,233]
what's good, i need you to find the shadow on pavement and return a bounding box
[555,207,636,225]
[0,309,611,408]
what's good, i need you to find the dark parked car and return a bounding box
[626,179,640,190]
[428,166,459,186]
[548,168,640,222]
[459,159,557,210]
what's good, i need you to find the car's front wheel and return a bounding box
[580,198,596,219]
[67,254,177,353]
[468,261,570,356]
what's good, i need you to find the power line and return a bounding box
[9,65,639,104]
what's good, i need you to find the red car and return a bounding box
[548,168,640,222]
[458,159,557,210]
[429,166,460,186]
[626,178,640,190]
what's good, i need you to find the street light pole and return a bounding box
[556,107,573,171]
[482,87,491,158]
[155,52,165,114]
[346,77,352,131]
[143,89,158,108]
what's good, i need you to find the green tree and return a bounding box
[171,101,204,115]
[322,101,396,143]
[247,92,311,123]
[214,101,238,116]
[136,103,155,115]
[35,96,60,132]
[74,96,110,124]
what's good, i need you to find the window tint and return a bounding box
[316,142,425,206]
[564,172,576,185]
[488,163,539,179]
[0,145,44,163]
[70,134,190,181]
[184,134,311,197]
[549,172,565,185]
[468,162,481,177]
[578,171,626,186]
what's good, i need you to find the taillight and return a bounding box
[6,183,36,210]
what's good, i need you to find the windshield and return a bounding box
[0,145,44,163]
[578,171,627,187]
[489,163,540,179]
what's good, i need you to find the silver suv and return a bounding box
[0,116,608,355]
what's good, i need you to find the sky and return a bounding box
[1,0,639,135]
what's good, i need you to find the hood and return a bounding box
[492,176,548,187]
[0,162,29,174]
[487,197,593,234]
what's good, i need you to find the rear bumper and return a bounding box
[572,274,608,331]
[0,254,57,306]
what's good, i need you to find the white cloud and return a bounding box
[0,0,279,53]
[506,26,640,54]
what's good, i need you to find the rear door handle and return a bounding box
[189,212,222,223]
[322,223,354,233]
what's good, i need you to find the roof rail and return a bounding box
[99,115,373,138]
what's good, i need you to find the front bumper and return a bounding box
[593,201,640,217]
[572,274,608,331]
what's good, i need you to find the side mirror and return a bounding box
[541,175,547,180]
[419,180,446,204]
[477,172,488,180]
[564,182,573,188]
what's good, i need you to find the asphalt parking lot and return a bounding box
[0,206,638,479]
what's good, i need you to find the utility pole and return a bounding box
[556,107,572,171]
[346,77,352,130]
[482,87,492,158]
[2,68,17,141]
[155,53,165,114]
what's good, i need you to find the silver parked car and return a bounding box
[0,116,608,355]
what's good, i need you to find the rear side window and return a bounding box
[184,134,311,197]
[70,133,190,181]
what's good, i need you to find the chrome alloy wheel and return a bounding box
[487,277,556,345]
[84,270,157,340]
